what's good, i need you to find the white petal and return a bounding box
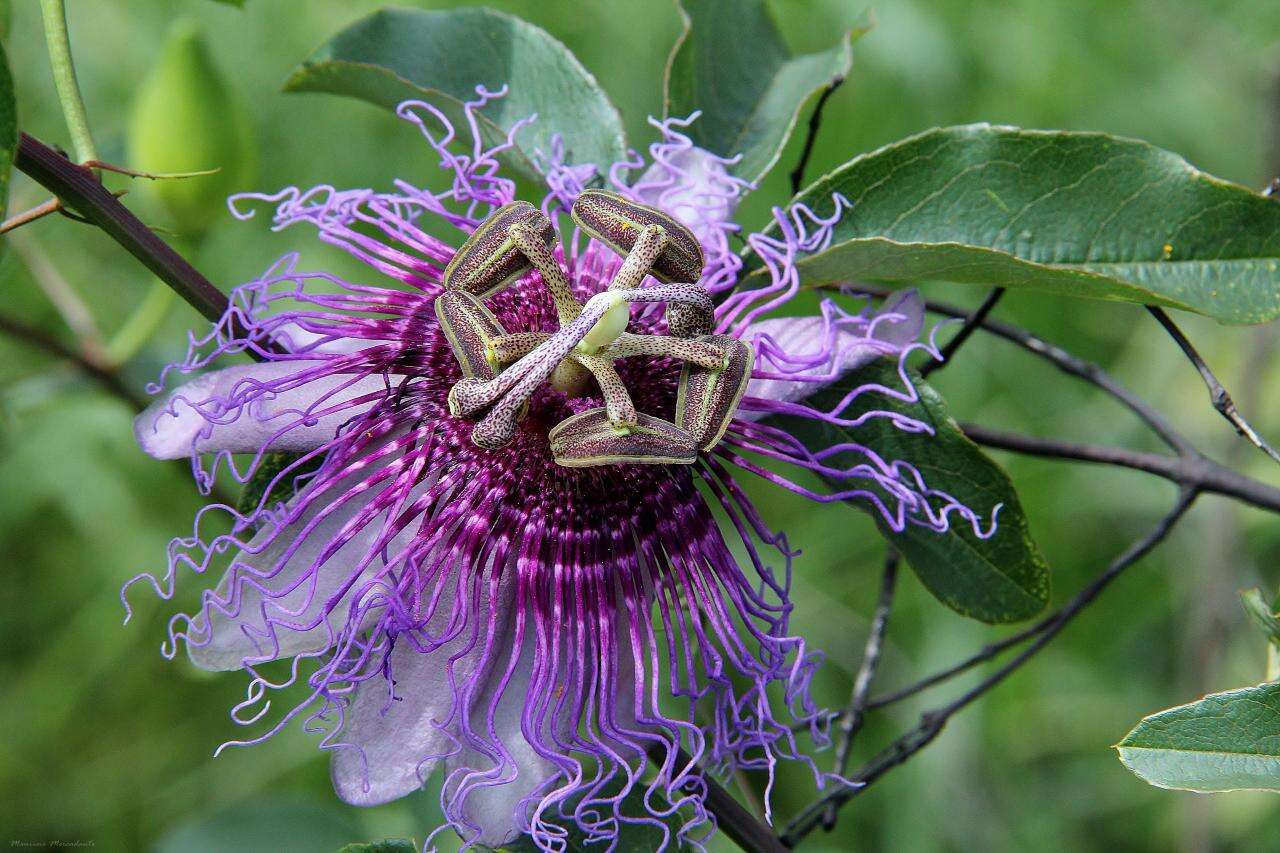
[741,290,924,414]
[188,466,425,671]
[634,147,737,250]
[135,361,396,460]
[329,567,517,807]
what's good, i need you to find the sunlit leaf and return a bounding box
[664,0,861,183]
[747,125,1280,324]
[769,359,1050,623]
[285,7,627,183]
[1117,682,1280,792]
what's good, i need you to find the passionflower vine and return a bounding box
[126,87,995,850]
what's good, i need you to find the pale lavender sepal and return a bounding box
[329,566,516,807]
[739,290,924,416]
[134,361,395,460]
[633,147,737,251]
[188,477,416,671]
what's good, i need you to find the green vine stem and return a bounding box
[39,0,98,163]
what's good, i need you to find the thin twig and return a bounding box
[833,284,1191,455]
[648,746,788,853]
[789,76,845,195]
[919,287,1005,378]
[79,160,220,181]
[866,413,1280,709]
[864,619,1046,712]
[822,549,899,830]
[959,423,1280,513]
[783,490,1199,845]
[0,197,65,234]
[1146,305,1280,465]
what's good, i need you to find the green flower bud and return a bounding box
[127,20,254,236]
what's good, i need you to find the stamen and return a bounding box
[607,224,668,292]
[572,353,638,428]
[509,221,583,325]
[442,200,553,298]
[571,188,705,284]
[549,409,698,467]
[490,331,550,364]
[606,332,725,370]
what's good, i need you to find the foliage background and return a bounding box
[3,0,1280,850]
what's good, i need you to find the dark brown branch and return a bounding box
[783,490,1199,845]
[835,284,1191,455]
[0,311,146,410]
[15,133,234,328]
[959,423,1280,513]
[919,287,1005,378]
[650,747,789,853]
[789,76,845,195]
[1146,305,1280,465]
[823,549,898,830]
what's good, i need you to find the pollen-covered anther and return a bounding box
[442,200,554,298]
[676,334,755,451]
[434,290,507,380]
[571,188,705,285]
[549,409,697,467]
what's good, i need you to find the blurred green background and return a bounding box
[4,0,1280,850]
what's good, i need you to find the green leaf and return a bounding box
[1117,682,1280,792]
[746,125,1280,324]
[0,39,15,222]
[663,0,859,184]
[285,8,626,183]
[768,360,1049,623]
[337,841,416,853]
[210,0,245,6]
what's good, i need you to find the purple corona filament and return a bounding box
[126,88,997,851]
